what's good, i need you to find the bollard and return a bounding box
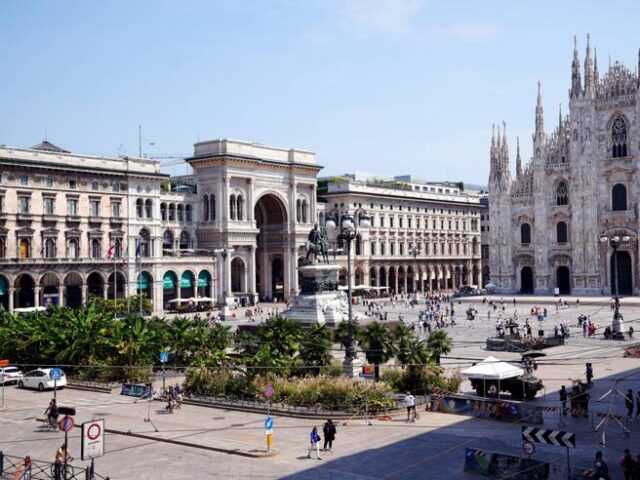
[0,450,3,475]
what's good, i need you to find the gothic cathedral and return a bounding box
[489,35,640,296]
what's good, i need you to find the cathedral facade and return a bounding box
[489,35,640,296]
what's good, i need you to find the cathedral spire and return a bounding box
[571,35,582,98]
[594,48,599,85]
[515,136,522,179]
[584,33,594,97]
[558,103,563,131]
[535,81,544,138]
[637,48,640,87]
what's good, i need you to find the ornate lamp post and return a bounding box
[325,208,370,376]
[599,234,630,339]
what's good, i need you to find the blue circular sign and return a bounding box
[50,368,63,380]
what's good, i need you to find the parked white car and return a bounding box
[0,366,23,385]
[18,368,67,391]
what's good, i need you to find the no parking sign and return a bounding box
[81,419,105,460]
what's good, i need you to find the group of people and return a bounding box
[164,384,183,413]
[559,381,590,418]
[307,419,337,460]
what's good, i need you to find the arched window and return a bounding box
[168,204,175,221]
[202,195,209,222]
[355,234,362,255]
[136,199,143,218]
[229,194,236,220]
[19,238,30,259]
[611,116,628,158]
[67,239,78,258]
[160,203,167,221]
[302,200,308,223]
[144,199,153,218]
[556,181,569,206]
[520,223,531,244]
[177,204,184,222]
[114,238,123,257]
[237,196,244,221]
[91,239,101,258]
[0,238,5,258]
[44,238,56,258]
[612,183,627,211]
[163,230,174,256]
[296,199,301,223]
[179,231,191,250]
[185,204,192,223]
[210,195,216,222]
[139,229,150,257]
[556,222,568,244]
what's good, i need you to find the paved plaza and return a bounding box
[1,297,639,479]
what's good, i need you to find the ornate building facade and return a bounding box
[318,174,482,293]
[489,36,640,295]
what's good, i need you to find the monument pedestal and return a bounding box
[281,263,350,326]
[342,357,363,378]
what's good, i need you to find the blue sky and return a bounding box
[2,0,639,183]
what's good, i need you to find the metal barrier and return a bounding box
[0,451,108,480]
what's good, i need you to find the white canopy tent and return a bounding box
[461,356,524,380]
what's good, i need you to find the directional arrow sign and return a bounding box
[522,426,575,449]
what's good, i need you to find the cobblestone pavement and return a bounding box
[1,298,639,479]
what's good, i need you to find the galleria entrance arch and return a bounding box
[255,193,288,301]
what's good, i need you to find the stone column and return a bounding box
[58,285,64,307]
[81,284,87,306]
[34,286,41,307]
[248,246,257,303]
[225,253,232,302]
[310,184,317,225]
[9,287,14,312]
[103,283,108,300]
[222,175,230,222]
[403,269,408,293]
[247,178,254,223]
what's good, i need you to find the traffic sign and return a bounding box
[264,383,274,399]
[522,440,535,456]
[159,351,169,364]
[264,416,273,431]
[50,368,63,381]
[522,426,575,448]
[58,415,75,433]
[81,419,105,460]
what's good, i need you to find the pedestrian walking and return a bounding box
[307,426,322,460]
[626,389,634,419]
[559,385,567,416]
[405,392,416,422]
[586,363,593,386]
[621,449,634,480]
[322,419,336,451]
[593,451,610,480]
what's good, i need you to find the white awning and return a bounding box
[461,356,524,381]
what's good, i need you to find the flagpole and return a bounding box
[113,248,117,320]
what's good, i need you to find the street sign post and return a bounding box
[81,419,105,460]
[160,351,169,393]
[59,414,75,477]
[50,368,63,400]
[264,416,274,451]
[522,426,575,480]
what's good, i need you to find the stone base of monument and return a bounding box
[342,357,364,378]
[281,263,350,327]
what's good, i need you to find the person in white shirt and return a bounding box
[405,392,416,422]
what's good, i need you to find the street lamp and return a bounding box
[599,234,630,339]
[325,208,370,375]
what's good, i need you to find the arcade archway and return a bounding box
[255,194,288,301]
[64,272,83,308]
[15,274,36,309]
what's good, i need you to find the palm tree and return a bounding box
[359,321,395,381]
[299,324,333,375]
[426,330,452,366]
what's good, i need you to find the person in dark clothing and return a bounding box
[586,363,593,386]
[593,451,610,480]
[621,449,634,480]
[322,419,337,451]
[626,389,635,419]
[559,386,567,416]
[637,391,640,418]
